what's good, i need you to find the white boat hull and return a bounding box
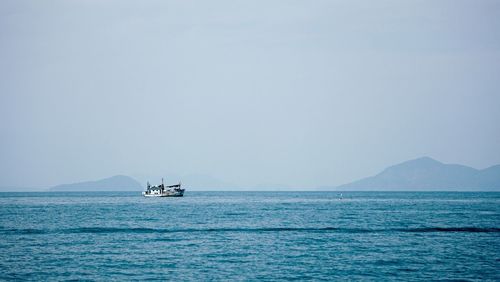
[143,179,184,197]
[142,190,184,197]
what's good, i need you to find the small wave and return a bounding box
[60,226,500,234]
[2,226,499,235]
[64,227,341,234]
[399,227,500,233]
[0,228,47,235]
[66,227,157,234]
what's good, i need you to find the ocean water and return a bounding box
[0,191,499,281]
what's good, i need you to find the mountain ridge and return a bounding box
[336,157,500,191]
[50,175,143,191]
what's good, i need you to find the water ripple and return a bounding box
[2,226,499,235]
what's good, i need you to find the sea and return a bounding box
[0,191,498,281]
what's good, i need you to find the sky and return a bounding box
[1,0,499,189]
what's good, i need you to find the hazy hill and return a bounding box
[50,175,143,191]
[336,157,500,191]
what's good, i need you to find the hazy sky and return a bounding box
[1,0,499,189]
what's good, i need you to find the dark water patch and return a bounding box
[223,212,248,216]
[0,228,47,235]
[66,227,157,234]
[398,227,500,233]
[397,268,418,272]
[65,226,342,234]
[77,226,500,234]
[151,237,186,242]
[2,226,499,235]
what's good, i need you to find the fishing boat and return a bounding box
[142,178,185,197]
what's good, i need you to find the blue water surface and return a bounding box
[0,191,499,281]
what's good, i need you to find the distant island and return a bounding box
[335,157,500,191]
[50,175,142,191]
[21,158,500,192]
